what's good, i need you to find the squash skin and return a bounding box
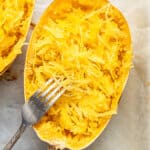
[24,0,132,149]
[0,0,35,75]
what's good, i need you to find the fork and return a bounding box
[3,78,66,150]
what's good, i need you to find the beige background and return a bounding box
[0,0,149,149]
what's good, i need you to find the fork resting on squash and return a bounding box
[3,78,65,150]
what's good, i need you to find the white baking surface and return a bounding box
[0,0,149,150]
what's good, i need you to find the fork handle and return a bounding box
[3,122,27,150]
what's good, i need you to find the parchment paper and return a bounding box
[0,0,149,149]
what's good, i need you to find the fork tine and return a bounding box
[46,88,66,109]
[31,89,41,99]
[42,78,54,89]
[31,78,54,100]
[40,79,61,97]
[44,85,62,103]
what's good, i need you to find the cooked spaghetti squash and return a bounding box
[0,0,34,75]
[24,0,132,149]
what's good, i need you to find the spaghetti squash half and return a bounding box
[24,0,132,149]
[0,0,34,75]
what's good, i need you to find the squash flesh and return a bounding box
[0,0,34,74]
[24,0,132,149]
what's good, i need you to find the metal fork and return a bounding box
[3,78,65,150]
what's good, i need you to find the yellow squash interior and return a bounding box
[0,0,34,74]
[24,0,132,149]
